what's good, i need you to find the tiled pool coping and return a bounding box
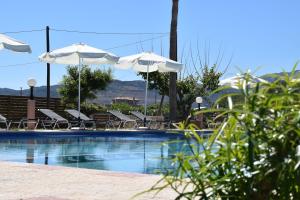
[0,161,177,200]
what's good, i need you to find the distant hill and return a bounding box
[91,80,163,105]
[0,85,61,98]
[261,70,300,82]
[0,80,162,105]
[0,71,296,107]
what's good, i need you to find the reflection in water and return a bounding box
[0,135,197,174]
[44,152,48,165]
[26,140,35,163]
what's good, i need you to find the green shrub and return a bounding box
[110,103,168,116]
[147,103,169,116]
[75,103,106,116]
[149,67,300,199]
[110,103,143,115]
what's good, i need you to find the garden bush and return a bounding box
[148,67,300,199]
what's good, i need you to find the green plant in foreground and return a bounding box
[146,67,300,199]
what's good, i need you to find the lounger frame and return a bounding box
[0,114,11,130]
[38,109,70,129]
[65,109,96,129]
[107,110,137,129]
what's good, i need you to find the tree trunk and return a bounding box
[169,0,179,122]
[157,95,165,115]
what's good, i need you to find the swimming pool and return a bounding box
[0,130,205,174]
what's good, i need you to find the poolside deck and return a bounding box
[0,161,177,200]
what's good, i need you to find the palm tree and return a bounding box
[169,0,179,122]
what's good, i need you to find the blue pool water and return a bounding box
[0,131,203,174]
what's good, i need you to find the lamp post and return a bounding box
[27,78,37,130]
[195,96,203,111]
[195,96,203,128]
[27,78,37,99]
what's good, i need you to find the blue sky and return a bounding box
[1,0,300,89]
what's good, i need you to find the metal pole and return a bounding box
[143,139,146,173]
[144,65,149,127]
[30,86,34,100]
[46,26,50,108]
[78,58,81,120]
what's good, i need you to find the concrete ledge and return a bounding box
[0,161,176,200]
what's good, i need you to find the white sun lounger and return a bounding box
[38,109,70,129]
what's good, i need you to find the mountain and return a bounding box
[260,70,300,82]
[0,85,61,98]
[0,70,296,107]
[91,80,163,105]
[0,80,162,105]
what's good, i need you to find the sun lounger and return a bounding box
[130,111,152,121]
[0,114,29,130]
[130,111,155,127]
[65,109,96,129]
[38,109,70,129]
[130,111,170,129]
[90,113,111,129]
[15,117,39,129]
[107,110,137,129]
[0,114,11,130]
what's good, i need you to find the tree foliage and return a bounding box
[58,65,112,106]
[199,64,222,97]
[138,71,169,116]
[139,64,222,119]
[176,75,198,118]
[138,71,169,96]
[177,64,222,119]
[138,53,223,120]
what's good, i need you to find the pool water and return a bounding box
[0,132,197,174]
